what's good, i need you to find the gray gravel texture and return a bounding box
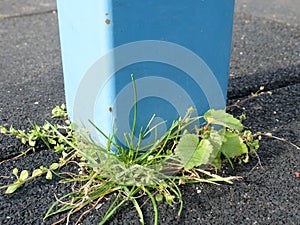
[0,1,299,225]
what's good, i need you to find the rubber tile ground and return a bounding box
[0,7,299,225]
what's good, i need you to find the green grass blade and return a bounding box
[130,74,137,147]
[124,186,144,225]
[44,191,78,219]
[99,190,123,225]
[100,187,140,225]
[144,188,158,225]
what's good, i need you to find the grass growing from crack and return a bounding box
[0,82,266,225]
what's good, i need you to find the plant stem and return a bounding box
[144,188,158,225]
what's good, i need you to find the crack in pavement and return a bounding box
[228,65,300,100]
[0,9,56,20]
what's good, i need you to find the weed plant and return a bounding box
[0,80,263,224]
[0,104,260,225]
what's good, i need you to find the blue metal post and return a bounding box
[56,0,235,147]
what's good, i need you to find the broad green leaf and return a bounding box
[220,131,248,158]
[32,169,43,177]
[206,129,224,163]
[49,163,59,170]
[19,170,29,181]
[5,183,22,194]
[175,134,213,170]
[194,139,214,168]
[46,170,52,180]
[175,134,198,169]
[204,109,244,131]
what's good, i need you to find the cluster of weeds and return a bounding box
[0,101,260,225]
[0,79,266,224]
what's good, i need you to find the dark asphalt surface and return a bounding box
[1,1,300,224]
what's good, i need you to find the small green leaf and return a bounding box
[243,154,249,163]
[9,126,15,133]
[164,193,175,206]
[29,140,36,147]
[5,183,22,194]
[21,137,27,145]
[49,163,59,170]
[248,139,259,153]
[59,104,65,109]
[155,193,163,202]
[204,109,244,131]
[43,123,50,131]
[61,151,68,159]
[187,107,195,115]
[51,104,67,118]
[40,166,47,171]
[46,170,52,180]
[12,168,18,176]
[54,144,64,152]
[32,169,43,177]
[220,131,248,158]
[0,126,7,134]
[48,138,57,145]
[19,170,29,181]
